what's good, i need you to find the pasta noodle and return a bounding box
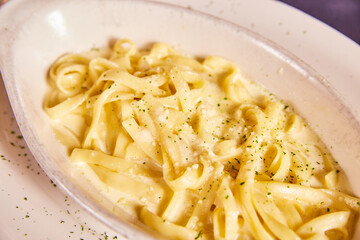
[44,39,360,240]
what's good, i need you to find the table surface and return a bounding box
[279,0,360,44]
[0,0,359,239]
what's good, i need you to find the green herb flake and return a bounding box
[195,230,203,239]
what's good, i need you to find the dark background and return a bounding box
[279,0,360,44]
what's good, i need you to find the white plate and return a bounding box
[0,0,359,239]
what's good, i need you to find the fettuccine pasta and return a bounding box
[44,39,360,240]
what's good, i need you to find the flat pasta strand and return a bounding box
[45,39,360,240]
